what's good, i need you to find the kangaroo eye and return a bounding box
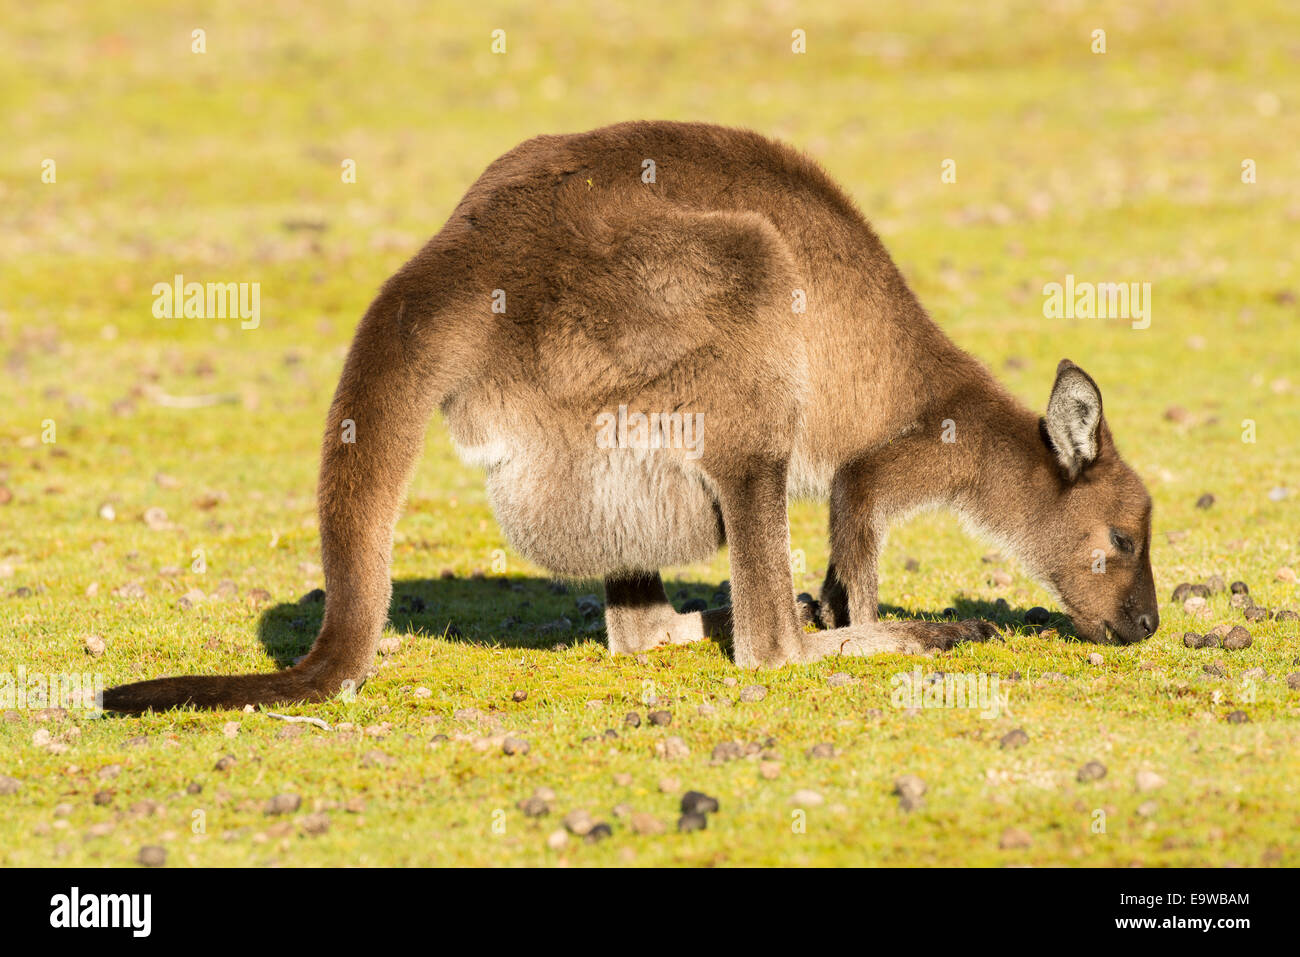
[1110,529,1135,553]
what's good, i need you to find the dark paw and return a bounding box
[795,594,824,629]
[961,618,1000,641]
[919,619,999,651]
[818,576,849,629]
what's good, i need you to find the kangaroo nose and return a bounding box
[1138,613,1158,637]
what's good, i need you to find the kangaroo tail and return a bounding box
[103,281,451,713]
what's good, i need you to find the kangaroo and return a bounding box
[102,120,1159,713]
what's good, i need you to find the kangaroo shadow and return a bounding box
[876,598,1082,640]
[256,576,1079,666]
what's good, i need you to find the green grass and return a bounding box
[1,0,1298,866]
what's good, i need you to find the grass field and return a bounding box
[2,0,1299,866]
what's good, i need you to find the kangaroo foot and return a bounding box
[796,618,999,663]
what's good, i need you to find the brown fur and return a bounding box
[102,121,1157,713]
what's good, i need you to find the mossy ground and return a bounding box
[1,0,1298,866]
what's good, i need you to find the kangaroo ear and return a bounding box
[1044,359,1104,481]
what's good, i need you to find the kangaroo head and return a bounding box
[1034,359,1158,644]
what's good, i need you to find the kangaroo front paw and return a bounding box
[701,595,823,639]
[795,594,822,629]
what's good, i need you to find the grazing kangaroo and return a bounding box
[103,120,1158,713]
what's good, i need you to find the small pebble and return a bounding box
[1087,652,1104,666]
[630,812,665,835]
[511,690,527,702]
[1204,661,1227,677]
[677,812,707,832]
[711,741,742,763]
[518,796,549,817]
[647,710,672,727]
[502,737,530,756]
[84,634,106,657]
[1244,606,1271,622]
[1025,607,1050,626]
[0,776,21,796]
[894,775,927,802]
[264,794,301,815]
[1077,760,1107,782]
[999,827,1032,849]
[1135,770,1166,792]
[563,810,595,835]
[623,712,641,728]
[137,846,165,868]
[1225,710,1250,724]
[546,829,568,850]
[680,791,719,815]
[1284,672,1300,690]
[1195,493,1215,509]
[806,742,835,759]
[584,822,612,843]
[656,736,689,760]
[999,728,1029,749]
[790,788,825,807]
[738,684,768,703]
[1222,626,1252,651]
[300,812,330,835]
